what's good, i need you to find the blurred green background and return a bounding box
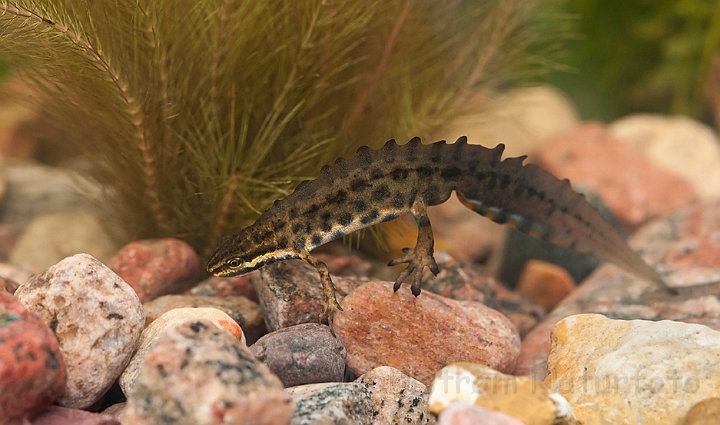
[540,0,720,122]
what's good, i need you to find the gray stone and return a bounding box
[253,260,329,330]
[289,382,373,425]
[250,323,346,387]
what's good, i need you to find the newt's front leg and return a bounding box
[388,196,440,296]
[298,251,342,322]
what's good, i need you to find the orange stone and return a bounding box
[332,281,520,386]
[515,259,575,311]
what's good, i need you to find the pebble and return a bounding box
[107,238,200,303]
[356,366,435,425]
[14,254,144,408]
[9,212,119,271]
[535,122,697,231]
[419,252,545,337]
[546,314,720,425]
[249,323,346,387]
[30,406,120,425]
[143,294,265,343]
[0,291,65,425]
[253,259,333,330]
[123,320,293,425]
[102,403,126,421]
[188,273,258,301]
[515,199,720,379]
[515,259,575,312]
[288,382,373,425]
[429,362,574,425]
[680,398,720,425]
[609,113,720,200]
[437,402,526,425]
[120,307,245,396]
[333,280,520,386]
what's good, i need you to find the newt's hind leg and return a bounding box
[388,196,440,296]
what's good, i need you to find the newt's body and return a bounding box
[207,137,669,317]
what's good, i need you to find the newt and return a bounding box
[207,137,671,318]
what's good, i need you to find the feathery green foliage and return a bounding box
[0,0,558,255]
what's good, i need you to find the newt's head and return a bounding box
[206,231,257,277]
[206,223,298,277]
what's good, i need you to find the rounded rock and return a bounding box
[417,252,545,337]
[123,320,293,425]
[333,281,520,386]
[0,291,66,425]
[430,362,573,425]
[143,294,264,343]
[120,307,245,396]
[189,274,258,301]
[515,259,575,312]
[546,314,720,425]
[356,366,434,425]
[14,254,144,409]
[107,238,199,303]
[288,382,373,425]
[249,322,346,387]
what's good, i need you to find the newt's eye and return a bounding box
[226,258,242,268]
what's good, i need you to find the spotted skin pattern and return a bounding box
[207,137,670,319]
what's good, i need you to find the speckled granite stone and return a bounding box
[0,291,65,425]
[123,320,292,425]
[333,281,520,386]
[14,254,144,409]
[356,366,435,425]
[288,382,373,425]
